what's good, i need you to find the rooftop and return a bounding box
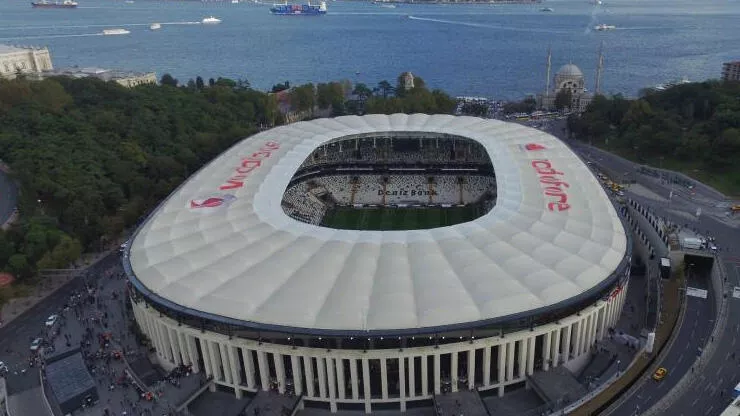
[127,114,628,335]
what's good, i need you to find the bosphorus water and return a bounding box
[2,0,739,98]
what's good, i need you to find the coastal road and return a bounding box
[545,123,740,416]
[0,166,17,226]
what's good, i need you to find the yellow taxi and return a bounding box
[653,367,668,381]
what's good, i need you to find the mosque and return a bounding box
[537,47,604,112]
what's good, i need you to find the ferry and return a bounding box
[540,7,553,11]
[31,0,77,8]
[270,1,327,15]
[594,24,616,31]
[201,16,222,24]
[102,28,130,35]
[653,77,690,91]
[150,23,161,30]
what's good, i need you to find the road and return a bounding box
[543,121,740,416]
[0,253,120,395]
[0,166,17,226]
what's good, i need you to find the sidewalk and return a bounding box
[0,250,114,327]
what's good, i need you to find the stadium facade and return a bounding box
[124,114,631,413]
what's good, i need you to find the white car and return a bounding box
[30,338,44,352]
[45,314,59,327]
[0,361,8,374]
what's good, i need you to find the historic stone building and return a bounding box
[0,44,53,79]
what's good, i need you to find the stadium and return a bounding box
[123,114,631,413]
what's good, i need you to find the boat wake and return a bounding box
[0,32,105,41]
[407,15,569,34]
[0,21,201,31]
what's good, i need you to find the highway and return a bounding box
[553,128,740,416]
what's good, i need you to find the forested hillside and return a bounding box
[0,76,278,281]
[567,80,740,195]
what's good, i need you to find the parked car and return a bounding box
[0,361,8,374]
[653,367,668,381]
[30,337,44,352]
[45,314,59,327]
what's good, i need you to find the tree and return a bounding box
[160,73,178,87]
[195,76,205,90]
[7,254,29,279]
[352,83,372,101]
[554,89,573,111]
[377,80,394,98]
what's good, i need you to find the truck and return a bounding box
[682,237,705,250]
[659,257,671,279]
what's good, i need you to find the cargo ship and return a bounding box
[270,1,327,15]
[31,0,78,8]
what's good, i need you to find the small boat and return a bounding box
[31,0,77,8]
[231,0,238,3]
[380,4,396,8]
[102,28,130,35]
[594,24,616,31]
[540,7,553,11]
[150,23,161,30]
[201,16,222,24]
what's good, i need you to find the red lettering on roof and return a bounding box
[531,159,571,212]
[218,142,280,190]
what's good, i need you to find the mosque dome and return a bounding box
[557,64,584,77]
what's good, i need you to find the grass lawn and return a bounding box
[322,206,483,230]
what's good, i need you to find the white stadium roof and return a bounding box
[128,114,628,334]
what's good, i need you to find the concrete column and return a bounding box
[362,359,371,413]
[350,358,359,400]
[506,342,515,381]
[589,312,598,349]
[291,355,303,395]
[563,324,572,360]
[497,344,506,397]
[219,344,232,384]
[228,346,242,398]
[168,328,180,364]
[317,357,327,398]
[157,324,171,361]
[575,321,584,357]
[408,356,416,398]
[256,350,269,391]
[517,340,526,379]
[242,348,256,389]
[274,353,286,394]
[597,307,607,340]
[451,352,458,392]
[304,356,315,397]
[542,331,552,371]
[336,358,346,400]
[177,332,189,365]
[421,355,429,396]
[468,348,476,390]
[380,358,388,399]
[326,357,337,412]
[207,341,219,380]
[483,346,491,386]
[186,335,198,371]
[552,327,562,367]
[433,354,441,395]
[399,357,407,412]
[526,337,535,375]
[162,325,174,362]
[199,338,212,377]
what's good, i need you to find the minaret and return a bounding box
[546,46,552,95]
[595,42,604,95]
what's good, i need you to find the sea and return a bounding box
[1,0,739,99]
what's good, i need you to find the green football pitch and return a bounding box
[322,206,484,230]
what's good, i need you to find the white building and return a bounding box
[0,44,53,79]
[38,67,157,88]
[125,114,630,413]
[538,64,594,113]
